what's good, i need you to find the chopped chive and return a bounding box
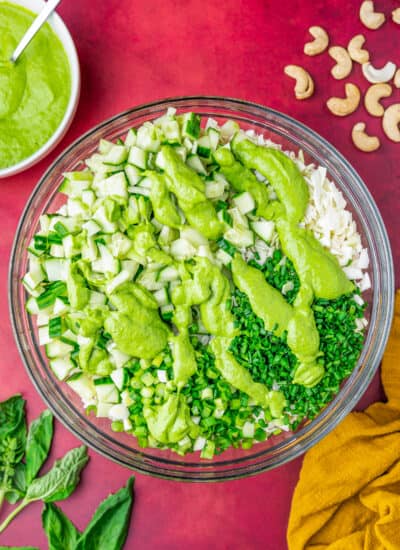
[53,221,69,237]
[217,238,236,257]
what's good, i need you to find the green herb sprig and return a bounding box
[42,477,134,550]
[0,395,135,549]
[0,395,88,534]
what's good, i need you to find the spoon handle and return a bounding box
[10,0,63,63]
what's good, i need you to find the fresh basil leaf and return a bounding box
[25,410,53,485]
[75,477,134,550]
[12,461,26,494]
[0,395,26,463]
[25,446,88,504]
[0,437,25,498]
[0,397,26,505]
[0,395,26,441]
[42,502,80,550]
[4,489,20,504]
[5,463,27,503]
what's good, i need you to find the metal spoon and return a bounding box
[10,0,62,64]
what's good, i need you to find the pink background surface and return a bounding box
[1,1,399,548]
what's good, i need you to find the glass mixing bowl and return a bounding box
[9,97,394,481]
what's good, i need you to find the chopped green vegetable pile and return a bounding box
[22,110,368,459]
[230,251,366,428]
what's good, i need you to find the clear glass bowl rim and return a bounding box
[9,96,395,481]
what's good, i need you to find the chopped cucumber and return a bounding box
[67,373,96,402]
[233,191,256,215]
[128,146,148,169]
[205,180,225,199]
[81,237,98,262]
[196,135,211,158]
[124,128,137,148]
[181,112,201,139]
[125,164,142,186]
[92,244,120,275]
[95,381,119,404]
[49,244,65,258]
[26,297,41,315]
[95,172,128,201]
[121,260,139,278]
[45,339,75,358]
[158,265,179,282]
[186,154,207,175]
[59,174,92,197]
[89,291,107,308]
[82,220,101,236]
[96,402,113,418]
[153,287,170,306]
[161,118,181,143]
[108,403,130,421]
[251,220,275,243]
[110,368,129,390]
[224,227,254,248]
[215,249,233,265]
[92,205,118,233]
[137,269,166,291]
[136,123,161,152]
[110,232,133,258]
[53,297,69,315]
[98,139,115,154]
[242,421,255,438]
[39,214,51,233]
[158,226,178,246]
[200,440,215,459]
[170,238,197,259]
[193,436,206,452]
[220,120,240,140]
[62,235,81,258]
[207,127,220,150]
[108,344,131,369]
[50,357,75,381]
[180,227,208,247]
[38,325,51,346]
[44,259,68,282]
[105,269,132,294]
[103,144,128,165]
[67,198,89,218]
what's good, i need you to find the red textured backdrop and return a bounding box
[0,1,399,548]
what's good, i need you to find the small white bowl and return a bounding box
[0,0,80,178]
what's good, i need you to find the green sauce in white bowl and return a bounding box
[0,2,71,169]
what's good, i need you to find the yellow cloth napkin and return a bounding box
[287,290,400,550]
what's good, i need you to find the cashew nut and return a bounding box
[284,65,314,100]
[352,123,380,152]
[359,1,385,29]
[362,61,396,83]
[382,104,400,142]
[304,26,329,56]
[364,83,392,116]
[329,46,352,79]
[394,69,400,89]
[347,35,369,64]
[393,8,400,24]
[326,83,361,116]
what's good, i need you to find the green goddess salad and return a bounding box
[23,110,370,458]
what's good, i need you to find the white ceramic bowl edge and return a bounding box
[0,0,80,178]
